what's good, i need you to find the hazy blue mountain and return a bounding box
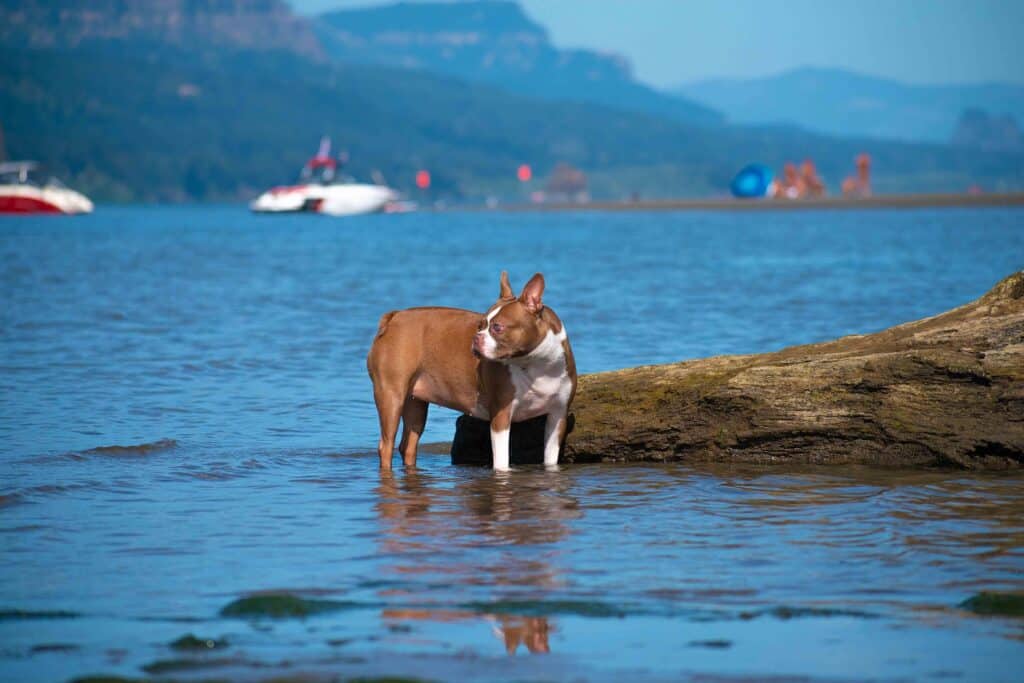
[952,108,1023,152]
[314,1,723,126]
[675,67,1024,143]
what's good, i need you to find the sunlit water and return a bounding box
[2,206,1023,682]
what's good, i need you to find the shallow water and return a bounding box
[2,206,1023,682]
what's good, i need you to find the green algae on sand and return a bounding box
[738,605,878,621]
[959,592,1024,618]
[30,642,79,653]
[220,593,364,619]
[688,639,733,649]
[169,633,229,651]
[141,656,243,674]
[0,608,81,620]
[83,438,179,456]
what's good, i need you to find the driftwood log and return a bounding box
[452,272,1024,469]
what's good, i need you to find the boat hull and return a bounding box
[250,183,399,216]
[0,185,94,215]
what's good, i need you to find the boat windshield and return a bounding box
[298,164,354,185]
[0,166,38,186]
[0,163,64,188]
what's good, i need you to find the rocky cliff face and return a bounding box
[315,1,721,126]
[564,272,1024,469]
[0,0,325,59]
[316,0,627,80]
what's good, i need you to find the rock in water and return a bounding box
[451,414,574,466]
[566,271,1024,469]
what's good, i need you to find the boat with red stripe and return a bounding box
[0,161,94,215]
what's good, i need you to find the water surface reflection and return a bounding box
[374,467,584,655]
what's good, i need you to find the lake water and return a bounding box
[2,206,1023,682]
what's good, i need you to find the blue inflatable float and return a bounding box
[730,164,774,199]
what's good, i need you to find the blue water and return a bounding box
[2,206,1023,682]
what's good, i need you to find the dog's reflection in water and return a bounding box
[374,467,580,654]
[381,607,552,655]
[493,615,551,654]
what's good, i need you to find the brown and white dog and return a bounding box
[366,271,576,471]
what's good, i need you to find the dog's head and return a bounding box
[472,271,564,362]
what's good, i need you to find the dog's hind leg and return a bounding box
[373,385,404,470]
[398,397,428,468]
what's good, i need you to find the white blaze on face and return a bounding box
[478,303,504,359]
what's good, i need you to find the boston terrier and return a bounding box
[367,271,576,471]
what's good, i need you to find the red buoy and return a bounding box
[516,164,532,182]
[415,170,431,189]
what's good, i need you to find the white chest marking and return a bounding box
[509,328,572,421]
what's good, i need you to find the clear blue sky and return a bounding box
[290,0,1024,88]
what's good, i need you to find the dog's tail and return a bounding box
[367,311,399,377]
[373,311,398,340]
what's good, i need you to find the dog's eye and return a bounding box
[477,318,487,331]
[491,322,504,334]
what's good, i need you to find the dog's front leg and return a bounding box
[490,406,514,471]
[543,408,568,468]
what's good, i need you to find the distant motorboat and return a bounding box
[0,161,94,214]
[250,138,401,216]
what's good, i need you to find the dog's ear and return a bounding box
[499,270,514,300]
[519,273,545,314]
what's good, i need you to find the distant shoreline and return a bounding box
[469,192,1024,213]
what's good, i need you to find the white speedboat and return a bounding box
[250,138,400,216]
[0,161,94,214]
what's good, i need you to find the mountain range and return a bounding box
[1,0,1021,202]
[315,1,722,126]
[676,67,1024,145]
